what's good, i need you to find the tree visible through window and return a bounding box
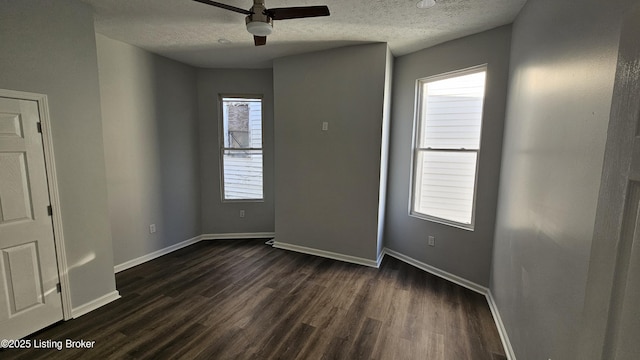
[221,96,263,200]
[410,66,487,229]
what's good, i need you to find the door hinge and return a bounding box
[37,122,42,133]
[56,283,61,293]
[47,205,53,216]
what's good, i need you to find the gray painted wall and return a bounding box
[0,0,116,307]
[197,69,275,234]
[384,26,512,286]
[96,35,201,267]
[273,43,390,261]
[491,0,635,359]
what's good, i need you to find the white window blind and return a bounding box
[411,67,487,229]
[221,97,264,201]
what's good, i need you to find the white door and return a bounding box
[0,96,63,339]
[583,4,640,360]
[607,5,640,358]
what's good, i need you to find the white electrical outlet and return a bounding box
[322,122,329,131]
[428,235,435,247]
[149,224,156,233]
[240,210,245,218]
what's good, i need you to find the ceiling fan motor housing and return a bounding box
[246,2,273,36]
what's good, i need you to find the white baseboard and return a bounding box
[114,235,202,273]
[486,291,516,360]
[273,241,379,268]
[114,233,276,273]
[376,249,385,268]
[382,247,488,295]
[71,290,120,319]
[381,247,515,359]
[200,232,276,240]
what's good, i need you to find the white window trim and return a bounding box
[408,65,488,231]
[219,94,265,203]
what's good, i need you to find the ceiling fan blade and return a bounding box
[266,6,330,20]
[192,0,252,15]
[254,36,267,46]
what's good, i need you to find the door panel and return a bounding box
[0,152,34,222]
[3,242,44,313]
[614,216,640,360]
[0,112,23,137]
[0,97,62,339]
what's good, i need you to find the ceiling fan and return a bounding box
[193,0,330,46]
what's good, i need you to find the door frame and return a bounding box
[0,88,72,320]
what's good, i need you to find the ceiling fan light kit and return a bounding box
[194,0,330,46]
[246,20,273,36]
[245,2,273,37]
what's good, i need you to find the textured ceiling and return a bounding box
[82,0,526,68]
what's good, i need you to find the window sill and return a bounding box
[222,199,265,203]
[409,211,475,231]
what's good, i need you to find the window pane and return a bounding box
[222,98,262,148]
[221,96,263,201]
[420,71,485,150]
[223,150,263,200]
[413,150,477,224]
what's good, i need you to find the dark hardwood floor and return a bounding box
[2,239,506,359]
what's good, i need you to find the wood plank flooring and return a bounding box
[2,239,506,359]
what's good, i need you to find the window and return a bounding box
[410,66,487,230]
[220,96,263,201]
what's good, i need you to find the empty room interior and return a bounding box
[1,0,639,359]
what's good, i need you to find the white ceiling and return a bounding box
[82,0,526,69]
